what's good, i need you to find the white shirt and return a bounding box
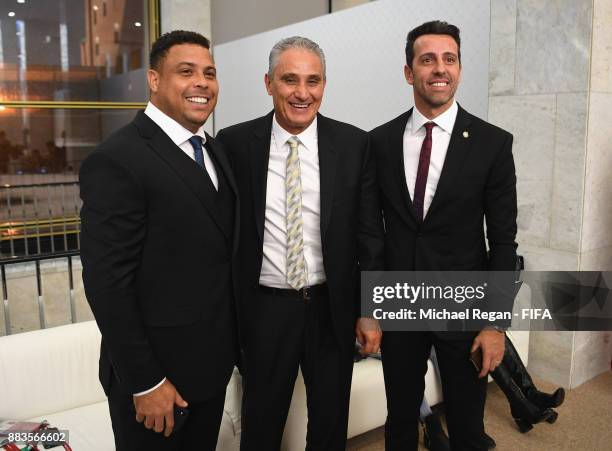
[134,102,219,397]
[259,115,327,288]
[403,101,458,217]
[144,101,218,190]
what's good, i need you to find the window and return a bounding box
[0,0,159,258]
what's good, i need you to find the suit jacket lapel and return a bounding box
[133,111,228,239]
[426,104,473,221]
[317,114,337,241]
[388,109,418,225]
[206,134,240,251]
[206,133,237,196]
[249,113,274,243]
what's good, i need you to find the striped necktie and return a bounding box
[285,136,307,290]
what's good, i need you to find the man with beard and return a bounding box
[370,21,518,450]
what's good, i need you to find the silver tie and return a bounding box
[285,137,307,290]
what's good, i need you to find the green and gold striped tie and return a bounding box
[286,136,307,290]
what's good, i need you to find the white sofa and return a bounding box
[0,321,447,450]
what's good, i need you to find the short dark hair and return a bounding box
[405,20,461,68]
[149,30,211,70]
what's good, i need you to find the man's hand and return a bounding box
[471,329,505,378]
[133,379,188,437]
[356,317,382,355]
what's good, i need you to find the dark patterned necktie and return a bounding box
[188,135,205,168]
[413,122,435,220]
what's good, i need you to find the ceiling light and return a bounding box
[8,12,16,17]
[93,5,98,11]
[17,0,26,4]
[134,22,142,27]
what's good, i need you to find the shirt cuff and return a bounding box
[133,377,166,396]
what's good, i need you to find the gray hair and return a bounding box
[268,36,326,79]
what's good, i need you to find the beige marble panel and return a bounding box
[162,0,212,37]
[331,0,370,12]
[591,0,612,93]
[489,0,517,95]
[517,180,553,247]
[489,95,556,247]
[488,95,556,182]
[518,244,579,271]
[580,246,612,271]
[527,330,573,387]
[515,0,592,94]
[570,331,612,388]
[582,92,612,251]
[550,93,588,252]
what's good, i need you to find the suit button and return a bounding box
[417,233,423,238]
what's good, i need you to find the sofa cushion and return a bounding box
[27,400,241,451]
[27,401,114,451]
[0,321,105,420]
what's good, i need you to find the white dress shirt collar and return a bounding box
[272,114,318,152]
[410,100,458,135]
[144,101,207,146]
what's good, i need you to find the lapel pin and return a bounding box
[463,131,469,138]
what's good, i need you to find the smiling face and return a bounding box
[405,34,461,119]
[147,43,218,133]
[265,48,326,135]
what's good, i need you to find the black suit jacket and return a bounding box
[371,105,517,273]
[371,106,518,336]
[216,112,384,349]
[80,111,240,402]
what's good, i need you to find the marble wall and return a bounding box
[161,0,212,39]
[571,0,612,388]
[489,0,612,388]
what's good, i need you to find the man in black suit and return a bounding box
[79,31,238,451]
[216,36,384,450]
[370,21,518,450]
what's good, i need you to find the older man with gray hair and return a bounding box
[216,36,384,450]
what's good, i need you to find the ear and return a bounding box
[147,69,160,93]
[404,64,414,86]
[264,73,273,96]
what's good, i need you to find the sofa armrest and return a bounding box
[0,321,106,420]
